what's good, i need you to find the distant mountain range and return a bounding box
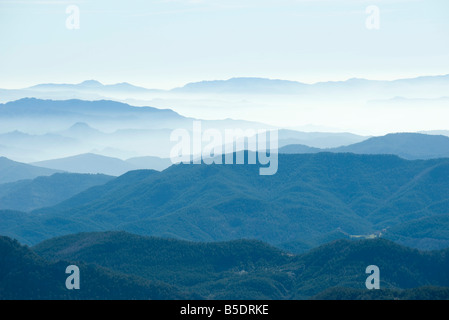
[126,156,173,172]
[333,133,449,159]
[279,132,449,160]
[0,98,274,161]
[277,129,368,149]
[171,77,308,94]
[1,76,447,136]
[1,78,448,301]
[2,98,449,163]
[31,153,172,176]
[1,75,447,98]
[0,157,60,184]
[11,130,449,174]
[2,153,449,252]
[29,80,157,94]
[0,98,184,129]
[32,154,139,176]
[3,232,448,300]
[171,75,449,97]
[0,173,113,212]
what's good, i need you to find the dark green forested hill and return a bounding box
[385,214,449,250]
[290,237,449,298]
[312,286,449,300]
[0,235,191,300]
[33,231,293,300]
[0,173,113,212]
[2,153,449,251]
[31,232,449,300]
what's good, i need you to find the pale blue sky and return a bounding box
[0,0,448,89]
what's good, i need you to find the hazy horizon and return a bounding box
[1,72,448,91]
[1,0,449,89]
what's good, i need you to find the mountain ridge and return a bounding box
[0,157,61,184]
[30,231,449,300]
[0,172,113,212]
[20,74,449,93]
[2,153,449,250]
[0,235,190,300]
[279,132,449,160]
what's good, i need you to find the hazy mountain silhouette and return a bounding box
[29,80,157,94]
[0,157,60,184]
[32,153,138,176]
[0,75,446,98]
[59,122,104,138]
[1,75,448,108]
[0,173,113,212]
[0,98,275,160]
[280,133,449,160]
[0,98,181,119]
[332,133,449,159]
[277,144,321,154]
[170,75,449,97]
[126,156,172,171]
[0,130,79,162]
[277,129,368,148]
[171,77,308,94]
[0,98,187,133]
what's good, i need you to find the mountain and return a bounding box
[280,133,449,160]
[4,231,448,300]
[0,98,187,134]
[0,98,273,160]
[311,286,449,300]
[0,235,189,300]
[32,232,449,299]
[277,144,321,154]
[3,153,449,249]
[29,80,156,94]
[0,97,173,117]
[0,130,81,163]
[1,76,448,137]
[0,173,113,212]
[332,133,449,160]
[1,75,448,98]
[172,77,308,94]
[126,156,172,172]
[420,130,449,137]
[0,157,60,184]
[59,122,104,138]
[277,129,368,148]
[171,75,449,97]
[384,214,449,250]
[32,153,138,176]
[33,231,291,300]
[289,237,449,299]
